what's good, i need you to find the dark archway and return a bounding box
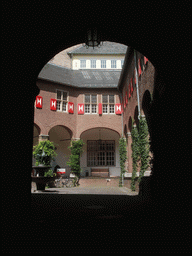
[2,2,190,253]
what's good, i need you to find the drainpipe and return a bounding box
[134,50,141,120]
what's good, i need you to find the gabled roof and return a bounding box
[67,41,128,55]
[38,63,121,88]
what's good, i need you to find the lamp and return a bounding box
[85,28,103,49]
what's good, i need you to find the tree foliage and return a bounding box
[119,137,127,187]
[138,117,150,183]
[33,140,57,166]
[131,117,150,191]
[131,121,140,191]
[67,139,84,182]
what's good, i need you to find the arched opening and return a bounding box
[142,90,152,136]
[80,128,120,177]
[48,125,72,174]
[3,3,190,251]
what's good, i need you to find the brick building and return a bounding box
[34,42,154,179]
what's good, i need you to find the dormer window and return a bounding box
[91,59,96,69]
[101,60,106,68]
[111,60,116,69]
[80,59,86,68]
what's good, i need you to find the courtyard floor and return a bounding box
[31,185,138,195]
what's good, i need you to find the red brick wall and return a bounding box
[119,52,155,173]
[34,80,122,138]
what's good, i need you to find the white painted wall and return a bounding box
[72,54,125,70]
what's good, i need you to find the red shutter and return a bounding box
[125,91,128,105]
[124,96,126,108]
[129,83,131,98]
[115,104,122,114]
[131,78,133,93]
[36,96,43,108]
[98,103,102,115]
[144,56,148,64]
[68,102,74,114]
[50,98,57,110]
[78,104,84,114]
[138,59,142,76]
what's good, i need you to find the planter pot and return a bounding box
[32,165,55,191]
[32,176,56,191]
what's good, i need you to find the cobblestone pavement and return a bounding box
[32,186,138,195]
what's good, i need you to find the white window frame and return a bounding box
[121,59,124,68]
[80,59,86,69]
[111,60,117,69]
[102,94,115,114]
[101,59,106,69]
[84,94,98,114]
[56,89,69,113]
[90,59,96,69]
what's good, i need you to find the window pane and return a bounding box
[92,104,97,113]
[85,104,90,113]
[102,95,108,103]
[85,94,90,103]
[111,60,116,69]
[121,59,124,68]
[63,92,68,101]
[101,60,106,68]
[57,90,61,100]
[62,102,67,112]
[98,152,105,166]
[91,95,97,103]
[98,141,105,151]
[57,100,61,110]
[109,104,115,113]
[88,141,97,151]
[103,104,108,113]
[91,60,96,68]
[109,95,114,103]
[80,59,86,68]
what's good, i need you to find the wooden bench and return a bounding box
[91,168,109,177]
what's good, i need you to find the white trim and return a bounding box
[124,170,151,177]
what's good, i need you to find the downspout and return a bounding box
[134,50,141,120]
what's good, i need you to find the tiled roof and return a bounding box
[67,41,128,55]
[38,63,121,88]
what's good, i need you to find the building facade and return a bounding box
[34,42,155,179]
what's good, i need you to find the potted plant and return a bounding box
[32,140,57,190]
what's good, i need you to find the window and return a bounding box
[85,94,97,114]
[111,60,117,69]
[56,90,68,112]
[80,59,86,68]
[87,140,115,166]
[102,94,115,114]
[121,59,124,68]
[91,59,96,68]
[101,60,106,68]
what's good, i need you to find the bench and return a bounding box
[91,168,109,177]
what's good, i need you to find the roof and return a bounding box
[38,63,121,88]
[67,41,128,55]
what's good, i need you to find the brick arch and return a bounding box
[48,121,74,138]
[34,119,46,135]
[78,125,121,139]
